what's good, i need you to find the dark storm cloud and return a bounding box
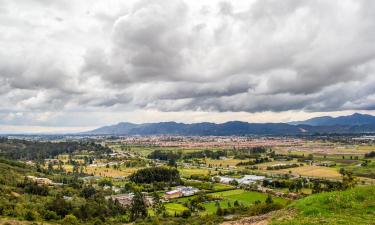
[2,0,375,127]
[81,0,375,113]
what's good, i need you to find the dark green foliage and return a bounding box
[98,179,113,187]
[47,196,73,217]
[80,186,97,198]
[129,167,180,184]
[364,151,375,158]
[148,149,227,161]
[130,190,148,221]
[23,182,49,196]
[24,210,37,221]
[0,138,112,160]
[266,163,301,170]
[265,195,273,204]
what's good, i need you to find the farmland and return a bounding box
[1,135,374,224]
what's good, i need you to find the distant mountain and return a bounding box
[289,113,375,126]
[84,121,302,136]
[83,113,375,136]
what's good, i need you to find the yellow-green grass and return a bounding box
[270,186,375,225]
[164,203,189,215]
[255,160,300,170]
[202,190,287,215]
[269,165,342,179]
[179,168,218,177]
[84,166,139,177]
[205,159,247,167]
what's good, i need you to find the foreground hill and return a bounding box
[270,186,375,225]
[84,113,375,135]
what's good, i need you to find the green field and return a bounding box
[204,190,287,215]
[347,161,375,179]
[164,203,189,215]
[271,186,375,225]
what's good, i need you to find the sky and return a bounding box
[1,0,375,133]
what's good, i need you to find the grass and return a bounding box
[200,190,287,215]
[169,189,287,215]
[179,168,218,177]
[269,165,342,179]
[270,186,375,225]
[84,166,139,177]
[205,159,247,167]
[164,203,189,215]
[346,161,375,179]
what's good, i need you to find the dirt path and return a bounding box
[220,212,272,225]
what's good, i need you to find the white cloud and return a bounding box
[1,0,375,130]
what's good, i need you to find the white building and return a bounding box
[215,175,266,185]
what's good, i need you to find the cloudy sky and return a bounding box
[1,0,375,133]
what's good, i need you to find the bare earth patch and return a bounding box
[221,212,273,225]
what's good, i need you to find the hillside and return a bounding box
[289,113,375,126]
[84,113,375,136]
[85,121,303,136]
[270,186,375,225]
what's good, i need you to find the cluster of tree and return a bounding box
[215,195,283,217]
[233,147,268,159]
[148,150,227,161]
[20,182,49,196]
[129,167,181,184]
[364,151,375,158]
[236,157,272,166]
[266,163,302,170]
[270,153,305,161]
[0,138,112,160]
[263,178,309,193]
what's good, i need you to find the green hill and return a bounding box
[271,186,375,225]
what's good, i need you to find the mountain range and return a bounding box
[84,113,375,136]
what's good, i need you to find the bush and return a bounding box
[63,214,80,225]
[44,210,59,220]
[24,210,37,221]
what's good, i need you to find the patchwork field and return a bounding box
[84,166,139,177]
[270,165,342,179]
[168,189,287,216]
[205,159,247,167]
[179,168,219,177]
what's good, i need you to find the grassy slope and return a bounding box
[271,186,375,225]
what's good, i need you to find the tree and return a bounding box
[341,170,357,189]
[216,205,223,216]
[152,192,165,216]
[63,214,79,225]
[24,210,37,221]
[130,190,148,221]
[80,186,96,198]
[229,180,239,186]
[168,159,177,168]
[265,195,273,204]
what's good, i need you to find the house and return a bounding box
[165,190,183,199]
[107,193,153,207]
[107,193,134,206]
[215,175,266,185]
[165,186,199,199]
[26,176,53,185]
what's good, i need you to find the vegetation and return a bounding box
[0,138,112,160]
[129,167,181,184]
[271,186,375,225]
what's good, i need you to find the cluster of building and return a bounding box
[215,175,267,185]
[25,176,62,186]
[106,193,153,207]
[165,186,200,199]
